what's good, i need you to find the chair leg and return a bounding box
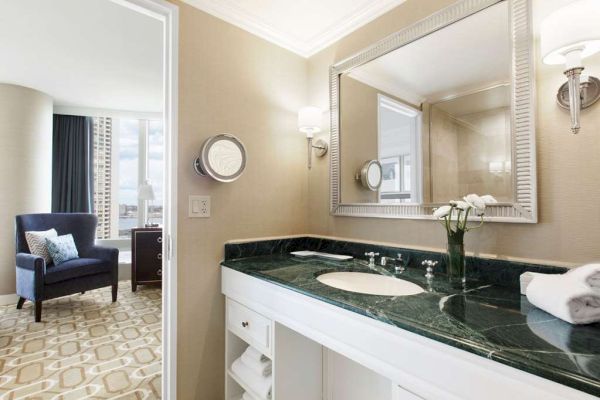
[16,297,25,309]
[34,301,42,322]
[112,284,118,302]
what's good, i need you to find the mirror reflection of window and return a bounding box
[377,95,421,204]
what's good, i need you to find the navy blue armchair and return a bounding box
[15,213,119,322]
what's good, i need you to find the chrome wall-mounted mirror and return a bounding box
[330,0,537,222]
[194,134,247,182]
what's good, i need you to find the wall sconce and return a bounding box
[298,106,328,169]
[541,0,600,134]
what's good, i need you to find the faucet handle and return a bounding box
[365,252,379,267]
[422,260,438,279]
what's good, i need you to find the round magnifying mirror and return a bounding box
[194,134,247,182]
[356,160,382,191]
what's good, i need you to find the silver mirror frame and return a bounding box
[329,0,537,223]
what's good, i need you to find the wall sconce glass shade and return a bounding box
[298,106,327,169]
[541,0,600,134]
[298,106,322,138]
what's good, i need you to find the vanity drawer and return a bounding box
[227,298,272,356]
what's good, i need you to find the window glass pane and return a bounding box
[118,119,139,238]
[148,120,164,226]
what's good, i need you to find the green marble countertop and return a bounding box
[222,254,600,397]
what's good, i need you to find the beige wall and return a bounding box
[307,0,600,266]
[0,84,52,295]
[173,2,309,399]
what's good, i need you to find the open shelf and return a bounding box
[228,369,269,400]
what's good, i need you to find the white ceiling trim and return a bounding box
[181,0,406,58]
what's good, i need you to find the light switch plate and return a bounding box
[189,195,210,218]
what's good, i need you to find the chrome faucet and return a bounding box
[364,252,379,268]
[381,253,406,274]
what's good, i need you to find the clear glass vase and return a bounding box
[446,231,466,287]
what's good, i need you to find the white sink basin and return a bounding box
[316,272,424,296]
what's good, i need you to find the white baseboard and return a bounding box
[118,262,132,281]
[0,294,18,306]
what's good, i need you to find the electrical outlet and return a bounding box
[189,195,210,218]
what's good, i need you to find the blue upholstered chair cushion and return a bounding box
[46,234,79,265]
[44,258,112,284]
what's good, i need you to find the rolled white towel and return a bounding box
[519,272,545,295]
[231,358,272,400]
[241,347,272,377]
[564,263,600,289]
[526,274,600,324]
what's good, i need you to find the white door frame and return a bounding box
[109,0,178,398]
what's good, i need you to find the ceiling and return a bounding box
[181,0,406,57]
[347,1,511,106]
[435,85,511,117]
[0,0,163,113]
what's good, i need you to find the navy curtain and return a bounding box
[51,114,94,213]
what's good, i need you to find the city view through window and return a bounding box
[93,117,163,239]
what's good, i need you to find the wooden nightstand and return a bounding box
[131,227,163,292]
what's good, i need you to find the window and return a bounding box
[93,117,163,239]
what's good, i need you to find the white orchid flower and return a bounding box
[464,194,486,214]
[480,194,498,204]
[450,200,470,210]
[433,205,452,218]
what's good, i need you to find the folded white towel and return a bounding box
[231,358,272,400]
[564,263,600,289]
[242,346,269,363]
[241,347,272,377]
[242,392,259,400]
[526,274,600,324]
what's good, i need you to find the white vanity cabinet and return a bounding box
[222,266,597,400]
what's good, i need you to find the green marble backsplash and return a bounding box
[224,236,567,288]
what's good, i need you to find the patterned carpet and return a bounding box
[0,281,162,399]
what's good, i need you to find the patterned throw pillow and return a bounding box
[25,229,58,264]
[45,234,79,265]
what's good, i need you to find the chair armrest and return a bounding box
[85,246,119,264]
[16,253,45,273]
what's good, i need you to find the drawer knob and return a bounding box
[157,253,162,260]
[157,236,162,243]
[241,321,249,328]
[157,269,162,276]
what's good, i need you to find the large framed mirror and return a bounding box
[330,0,537,223]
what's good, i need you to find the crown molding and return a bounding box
[180,0,406,58]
